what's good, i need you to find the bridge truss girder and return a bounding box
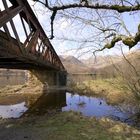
[0,0,65,71]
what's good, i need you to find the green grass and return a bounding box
[2,111,140,140]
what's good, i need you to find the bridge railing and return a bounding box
[0,0,65,71]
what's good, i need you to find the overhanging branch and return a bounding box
[95,23,140,53]
[33,0,140,49]
[34,1,140,13]
[50,10,57,39]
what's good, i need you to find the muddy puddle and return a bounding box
[0,91,140,128]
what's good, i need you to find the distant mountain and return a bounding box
[82,55,122,69]
[93,50,140,76]
[59,55,94,73]
[59,50,140,74]
[63,55,85,66]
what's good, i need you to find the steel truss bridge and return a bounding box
[0,0,65,72]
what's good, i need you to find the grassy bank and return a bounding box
[0,78,140,139]
[0,111,140,140]
[0,83,44,96]
[70,78,138,105]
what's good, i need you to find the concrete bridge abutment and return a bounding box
[27,69,67,90]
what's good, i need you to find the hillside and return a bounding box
[59,55,94,73]
[82,55,122,69]
[60,50,140,74]
[94,50,140,77]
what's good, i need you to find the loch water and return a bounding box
[0,74,140,128]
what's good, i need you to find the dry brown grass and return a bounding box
[71,78,137,105]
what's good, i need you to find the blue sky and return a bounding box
[28,0,140,58]
[1,0,139,59]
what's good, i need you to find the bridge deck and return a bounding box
[0,0,65,71]
[0,30,59,70]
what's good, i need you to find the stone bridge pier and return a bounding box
[27,70,67,91]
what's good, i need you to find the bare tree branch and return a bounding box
[33,1,140,13]
[50,10,57,39]
[33,0,140,51]
[96,23,140,52]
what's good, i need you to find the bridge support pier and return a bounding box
[27,70,67,90]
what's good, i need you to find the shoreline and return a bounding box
[69,78,140,105]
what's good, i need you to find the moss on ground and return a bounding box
[0,111,140,140]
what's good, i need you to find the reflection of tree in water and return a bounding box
[76,95,86,109]
[77,101,86,108]
[110,104,140,127]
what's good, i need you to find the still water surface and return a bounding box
[0,74,139,127]
[0,91,139,127]
[0,102,27,118]
[63,93,131,119]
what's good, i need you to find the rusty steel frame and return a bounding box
[0,0,65,71]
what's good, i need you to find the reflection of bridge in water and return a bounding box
[0,0,67,86]
[0,90,66,118]
[25,91,66,116]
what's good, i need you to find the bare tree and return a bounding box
[105,48,140,98]
[32,0,140,54]
[119,48,140,98]
[31,0,140,99]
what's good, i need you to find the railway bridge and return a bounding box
[0,0,67,87]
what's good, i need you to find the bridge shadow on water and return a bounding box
[23,89,67,117]
[0,78,67,119]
